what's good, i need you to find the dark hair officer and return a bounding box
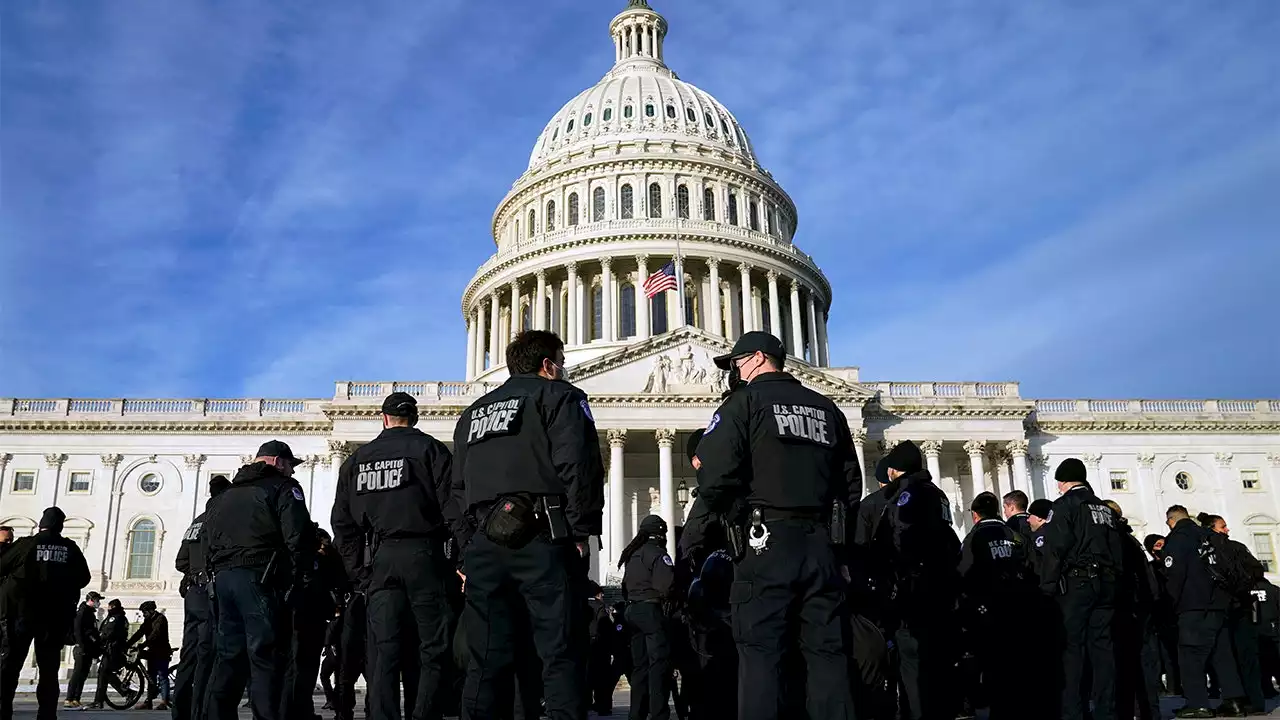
[694,331,862,720]
[450,329,604,720]
[331,391,460,720]
[172,474,231,720]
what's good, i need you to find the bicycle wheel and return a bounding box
[103,661,148,710]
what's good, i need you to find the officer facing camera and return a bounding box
[695,331,861,720]
[450,330,604,720]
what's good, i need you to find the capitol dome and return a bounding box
[461,0,834,380]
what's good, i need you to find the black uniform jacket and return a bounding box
[74,601,100,652]
[622,540,676,603]
[959,518,1028,598]
[176,504,212,580]
[0,529,90,630]
[1039,484,1125,595]
[1255,580,1280,638]
[1007,513,1034,545]
[203,462,315,582]
[451,373,604,540]
[1163,517,1228,613]
[99,607,129,664]
[129,612,171,660]
[695,371,860,517]
[331,426,459,582]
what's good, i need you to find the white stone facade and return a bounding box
[2,0,1279,668]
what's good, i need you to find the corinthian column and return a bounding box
[922,440,944,486]
[738,264,753,334]
[767,270,781,338]
[534,270,548,331]
[636,255,651,340]
[465,313,478,379]
[602,257,616,342]
[1008,440,1031,495]
[852,428,870,496]
[488,294,500,367]
[707,258,723,336]
[965,440,988,495]
[510,280,521,338]
[566,262,580,346]
[608,430,627,570]
[656,428,677,557]
[789,279,804,358]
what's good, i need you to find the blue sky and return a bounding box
[2,0,1277,401]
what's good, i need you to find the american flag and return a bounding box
[642,262,678,298]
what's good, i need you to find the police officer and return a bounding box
[451,330,604,720]
[203,441,316,720]
[619,516,675,720]
[1163,504,1248,717]
[1003,490,1034,545]
[694,331,860,720]
[64,591,102,709]
[173,474,230,720]
[331,391,457,720]
[0,507,91,720]
[1039,458,1126,720]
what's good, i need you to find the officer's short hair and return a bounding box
[970,491,1000,520]
[1002,490,1028,512]
[507,330,564,375]
[0,525,12,536]
[1166,505,1189,522]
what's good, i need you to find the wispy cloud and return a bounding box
[2,0,1276,399]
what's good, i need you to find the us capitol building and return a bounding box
[3,0,1279,636]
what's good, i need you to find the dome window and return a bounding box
[720,119,729,135]
[604,107,613,122]
[528,209,536,237]
[704,112,714,127]
[567,119,575,132]
[552,127,559,142]
[624,105,634,119]
[665,105,676,119]
[584,113,592,127]
[620,184,634,219]
[645,104,655,118]
[749,201,760,231]
[546,200,556,231]
[648,183,662,219]
[702,188,716,221]
[592,187,606,221]
[728,194,739,226]
[568,193,580,227]
[677,185,690,219]
[686,107,696,122]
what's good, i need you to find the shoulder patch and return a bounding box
[705,412,721,435]
[897,491,911,507]
[579,399,594,423]
[662,554,674,566]
[1164,556,1173,568]
[291,487,305,502]
[1046,509,1054,523]
[1035,535,1045,548]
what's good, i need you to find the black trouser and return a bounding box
[281,607,326,720]
[173,584,216,720]
[730,520,853,720]
[365,538,452,720]
[92,651,129,706]
[1259,632,1280,697]
[206,567,287,720]
[894,620,955,720]
[320,651,338,706]
[1114,610,1162,720]
[625,602,671,720]
[689,618,736,720]
[460,533,583,720]
[1155,614,1182,695]
[67,644,95,703]
[1227,605,1265,709]
[337,595,366,720]
[0,620,64,720]
[588,633,617,713]
[1057,575,1117,720]
[1178,609,1243,710]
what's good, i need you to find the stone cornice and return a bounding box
[1030,419,1280,434]
[863,404,1034,420]
[0,419,332,435]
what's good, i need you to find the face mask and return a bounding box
[551,361,570,382]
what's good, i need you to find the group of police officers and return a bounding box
[2,328,1279,720]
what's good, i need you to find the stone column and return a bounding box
[509,280,521,337]
[475,302,489,372]
[922,440,944,487]
[184,454,206,521]
[45,453,66,507]
[0,454,10,504]
[566,262,580,346]
[816,306,829,367]
[534,270,548,331]
[707,258,723,336]
[1008,440,1031,496]
[1034,454,1054,501]
[852,428,870,496]
[992,449,1012,498]
[1137,452,1158,518]
[488,294,500,368]
[767,271,782,338]
[636,255,651,340]
[608,430,627,571]
[805,289,819,365]
[1083,453,1102,489]
[965,440,988,495]
[1213,452,1232,512]
[656,428,677,557]
[602,257,615,342]
[738,264,753,333]
[465,314,477,379]
[789,279,804,358]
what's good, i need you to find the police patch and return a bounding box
[467,397,525,445]
[705,413,721,435]
[1035,535,1045,548]
[769,404,835,447]
[662,555,674,567]
[580,399,594,423]
[291,487,304,502]
[1164,556,1173,568]
[897,491,911,507]
[356,458,407,494]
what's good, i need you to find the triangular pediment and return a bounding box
[569,327,874,399]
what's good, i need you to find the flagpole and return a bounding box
[674,190,685,328]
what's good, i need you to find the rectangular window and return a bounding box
[1109,470,1129,492]
[1252,532,1275,573]
[68,471,91,493]
[1242,469,1261,491]
[12,471,35,493]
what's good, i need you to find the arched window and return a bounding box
[651,295,668,334]
[593,187,606,221]
[686,107,696,122]
[645,103,655,118]
[623,105,634,119]
[521,303,532,332]
[728,194,739,226]
[620,184,634,219]
[592,285,603,340]
[704,112,714,127]
[703,188,715,221]
[766,207,775,235]
[603,107,613,122]
[514,219,520,243]
[127,519,157,579]
[648,183,662,219]
[568,193,579,227]
[749,201,760,231]
[552,127,558,142]
[546,200,556,231]
[665,105,676,119]
[528,209,536,237]
[567,118,575,132]
[620,284,636,338]
[720,119,729,135]
[676,185,690,219]
[584,113,592,127]
[685,288,698,326]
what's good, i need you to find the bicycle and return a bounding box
[100,647,150,710]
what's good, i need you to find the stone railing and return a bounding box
[334,381,499,403]
[0,398,328,419]
[868,381,1022,400]
[1034,399,1280,417]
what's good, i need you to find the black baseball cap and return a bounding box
[255,440,304,467]
[381,391,418,418]
[713,331,787,369]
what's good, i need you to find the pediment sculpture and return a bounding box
[642,345,728,395]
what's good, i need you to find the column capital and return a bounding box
[766,269,779,282]
[705,256,720,270]
[920,440,943,458]
[655,428,676,447]
[1030,453,1049,469]
[879,438,901,454]
[183,454,207,470]
[988,447,1011,465]
[737,262,752,274]
[1082,452,1102,469]
[100,453,123,469]
[328,440,354,462]
[566,261,578,274]
[963,439,987,457]
[0,453,10,470]
[239,454,255,466]
[635,254,649,265]
[510,278,522,290]
[1214,451,1234,468]
[45,453,67,469]
[601,256,613,269]
[607,428,628,448]
[535,268,547,280]
[1266,453,1280,468]
[1137,452,1156,468]
[852,427,867,443]
[1006,439,1029,457]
